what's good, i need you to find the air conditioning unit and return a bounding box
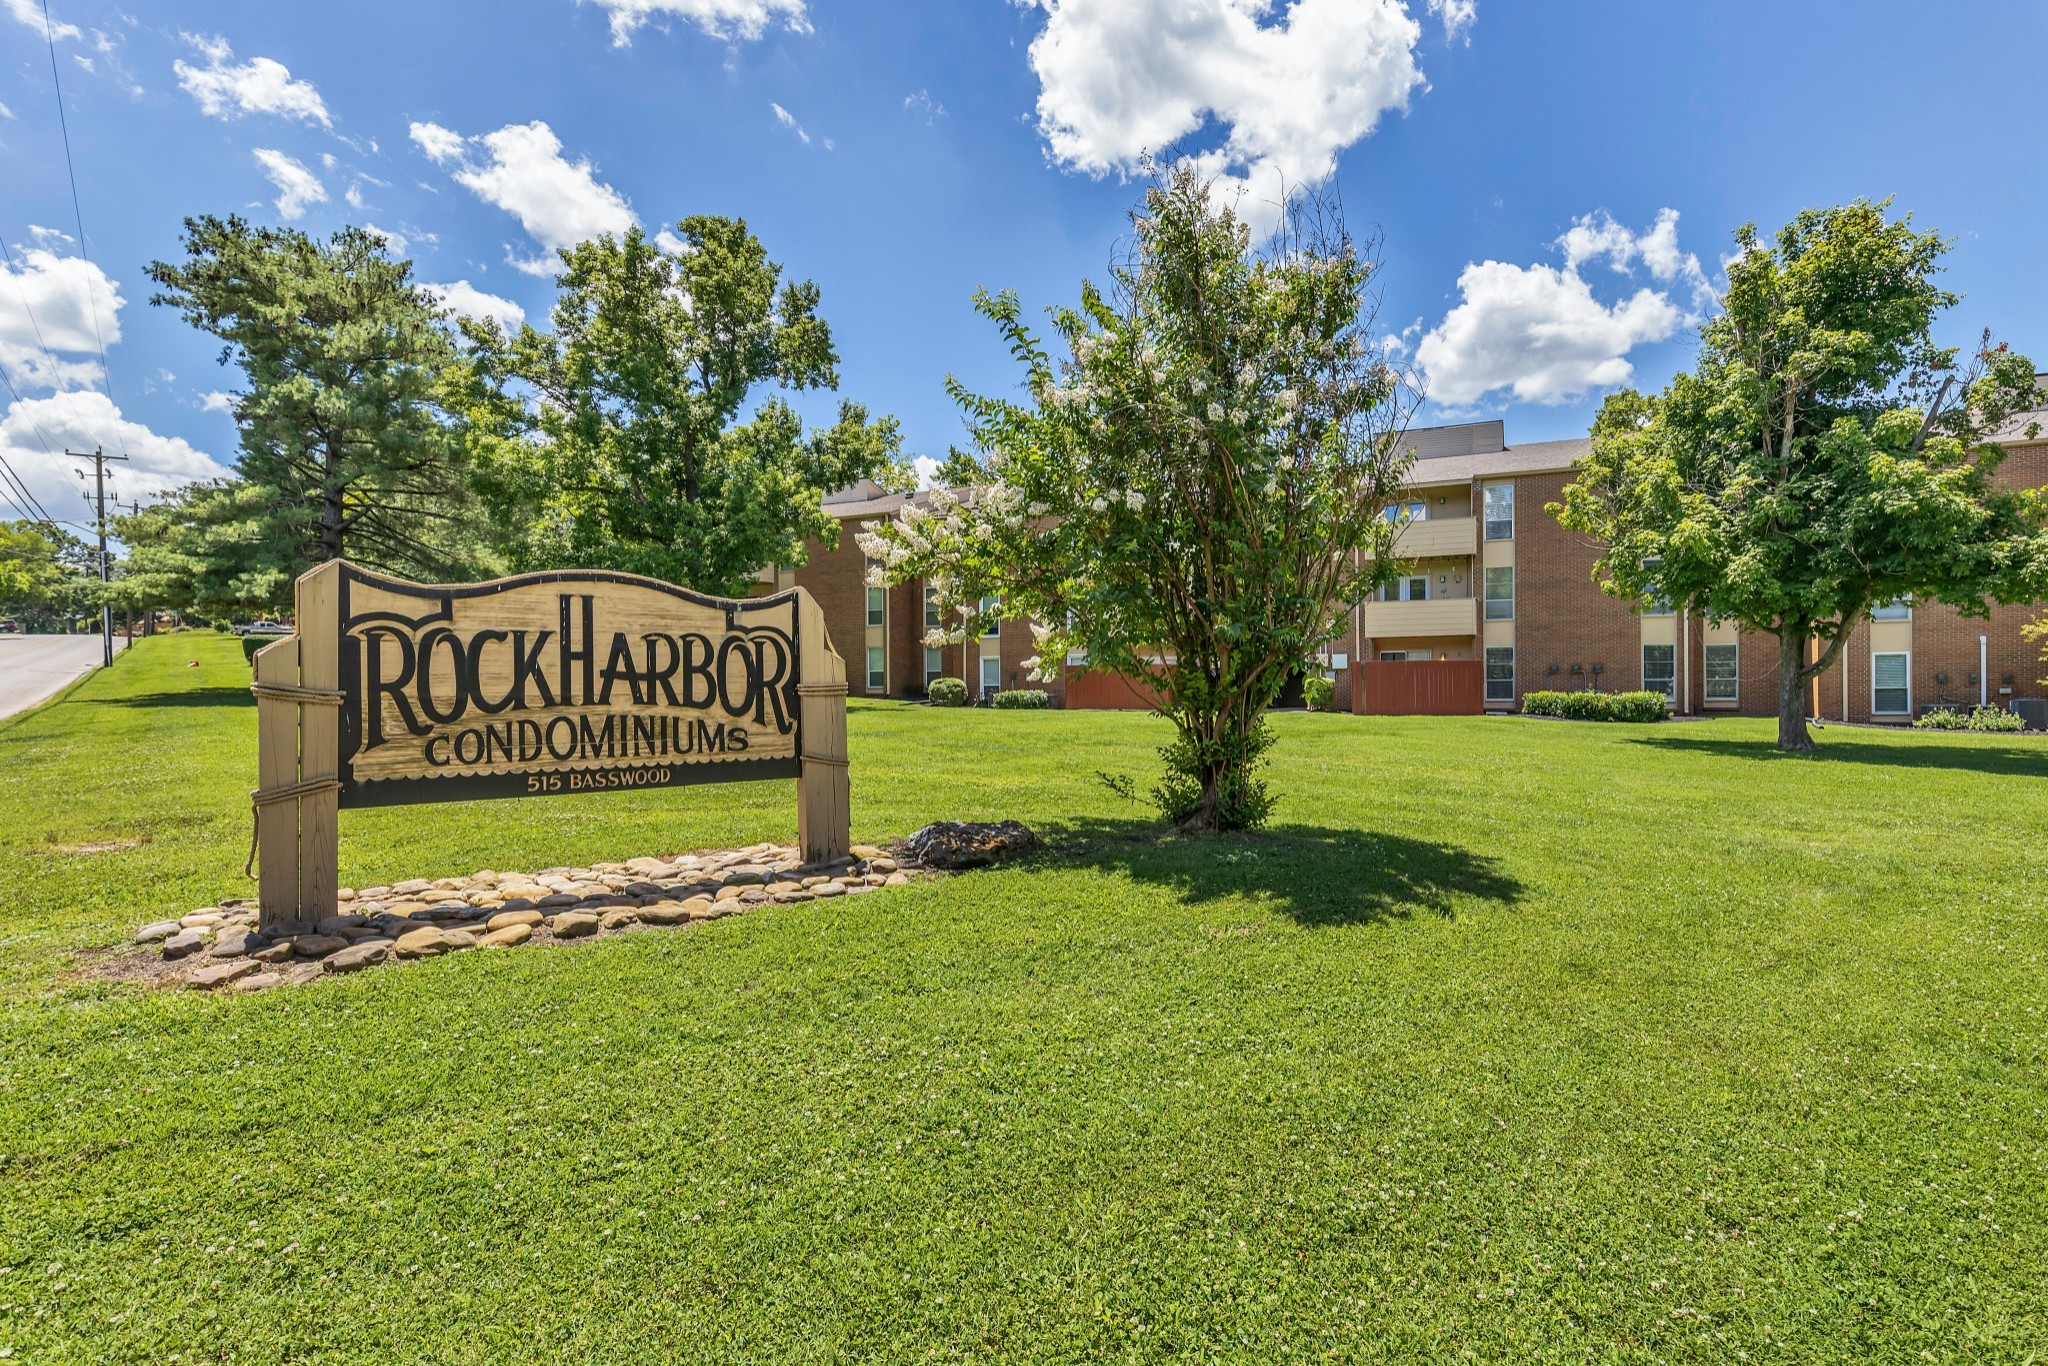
[2007,697,2047,732]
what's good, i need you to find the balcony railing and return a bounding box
[1368,515,1477,560]
[1358,596,1478,638]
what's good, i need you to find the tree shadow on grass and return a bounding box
[1031,817,1524,928]
[99,687,253,709]
[1629,731,2048,780]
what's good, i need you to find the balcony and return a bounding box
[1368,515,1477,561]
[1359,596,1478,638]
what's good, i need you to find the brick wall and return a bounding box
[1511,470,1647,701]
[792,521,868,692]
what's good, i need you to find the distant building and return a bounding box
[777,406,2048,722]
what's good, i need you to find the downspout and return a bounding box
[1981,635,1989,708]
[1680,607,1690,715]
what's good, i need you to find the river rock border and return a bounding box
[126,842,924,993]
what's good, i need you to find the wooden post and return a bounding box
[794,589,851,864]
[296,564,342,920]
[253,634,302,930]
[253,561,344,933]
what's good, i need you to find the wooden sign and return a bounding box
[251,561,849,931]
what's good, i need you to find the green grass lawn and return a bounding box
[3,634,2046,1362]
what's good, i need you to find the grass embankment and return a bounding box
[2,634,2045,1361]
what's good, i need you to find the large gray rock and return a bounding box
[188,960,258,990]
[161,930,209,961]
[135,920,182,944]
[324,943,390,973]
[904,820,1040,870]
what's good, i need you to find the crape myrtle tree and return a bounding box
[1555,201,2046,751]
[861,167,1414,832]
[464,218,910,597]
[148,219,485,605]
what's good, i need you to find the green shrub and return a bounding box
[926,677,968,707]
[240,633,289,665]
[1913,705,2025,733]
[1303,676,1337,712]
[1522,690,1668,723]
[990,689,1050,710]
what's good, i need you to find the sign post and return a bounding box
[252,561,850,933]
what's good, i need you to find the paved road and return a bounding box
[0,634,128,722]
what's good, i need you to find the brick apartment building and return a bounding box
[778,409,2048,724]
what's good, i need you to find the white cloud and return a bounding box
[422,280,526,335]
[653,229,689,256]
[0,390,228,516]
[1415,209,1709,408]
[0,246,121,391]
[770,101,810,145]
[410,120,636,275]
[252,148,327,220]
[0,100,13,120]
[904,89,944,123]
[5,0,77,41]
[1427,0,1476,42]
[911,454,941,490]
[199,390,234,413]
[579,0,809,46]
[1018,0,1426,228]
[173,34,331,127]
[409,120,465,165]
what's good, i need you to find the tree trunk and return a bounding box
[1176,764,1228,834]
[1777,625,1813,752]
[321,441,345,563]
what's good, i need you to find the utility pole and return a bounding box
[68,447,127,668]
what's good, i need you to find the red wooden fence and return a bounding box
[1357,660,1484,716]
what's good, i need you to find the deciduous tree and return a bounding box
[465,219,908,596]
[1555,201,2044,750]
[862,168,1413,831]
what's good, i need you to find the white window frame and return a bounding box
[924,647,943,686]
[866,646,885,693]
[1483,565,1513,621]
[1871,598,1912,623]
[1703,642,1738,704]
[1642,643,1676,701]
[979,594,1000,640]
[1872,651,1911,715]
[1378,651,1409,662]
[1482,483,1514,541]
[866,586,886,630]
[923,587,941,631]
[980,652,1002,693]
[1381,575,1429,603]
[1383,501,1427,523]
[1485,646,1514,703]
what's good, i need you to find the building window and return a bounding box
[1704,643,1738,703]
[923,587,941,631]
[1483,565,1514,621]
[866,646,885,692]
[866,586,885,629]
[980,594,999,639]
[980,653,1001,693]
[1873,652,1910,714]
[1642,643,1675,701]
[1485,646,1514,702]
[1378,651,1409,662]
[1380,575,1428,602]
[1872,598,1912,622]
[1383,501,1426,523]
[1640,557,1672,616]
[1483,483,1513,540]
[924,647,943,686]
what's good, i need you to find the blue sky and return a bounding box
[1,0,2043,528]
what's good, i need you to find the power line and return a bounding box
[39,0,115,418]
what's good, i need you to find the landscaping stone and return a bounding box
[552,912,601,939]
[122,837,937,992]
[188,960,258,990]
[209,929,261,958]
[395,928,459,959]
[906,820,1040,870]
[162,930,209,960]
[290,934,349,959]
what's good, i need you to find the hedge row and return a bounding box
[1521,690,1668,723]
[1912,705,2026,732]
